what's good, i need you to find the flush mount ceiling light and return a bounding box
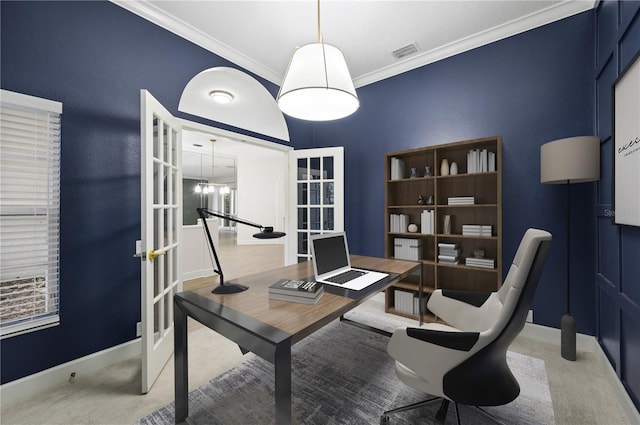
[209,90,234,104]
[277,0,358,121]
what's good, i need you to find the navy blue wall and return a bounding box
[1,1,633,404]
[311,12,597,333]
[0,1,309,384]
[594,0,640,411]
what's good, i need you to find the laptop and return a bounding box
[310,232,388,290]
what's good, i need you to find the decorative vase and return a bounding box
[440,159,449,176]
[410,167,418,178]
[450,161,458,175]
[427,195,434,205]
[418,195,424,205]
[424,166,432,177]
[408,223,418,233]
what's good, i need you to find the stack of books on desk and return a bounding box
[268,279,324,304]
[438,243,460,265]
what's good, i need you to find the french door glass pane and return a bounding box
[297,208,307,230]
[310,157,320,179]
[323,182,334,204]
[297,158,307,180]
[297,183,307,205]
[323,157,334,179]
[162,123,170,163]
[310,183,320,205]
[310,208,320,230]
[323,208,334,230]
[297,232,308,255]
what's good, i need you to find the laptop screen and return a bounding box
[311,233,350,275]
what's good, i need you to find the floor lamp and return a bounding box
[540,136,600,361]
[197,207,286,294]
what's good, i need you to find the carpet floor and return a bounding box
[135,316,554,425]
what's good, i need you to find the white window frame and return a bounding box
[0,89,62,339]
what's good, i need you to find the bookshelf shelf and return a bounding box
[384,136,502,322]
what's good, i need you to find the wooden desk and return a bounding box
[173,255,420,425]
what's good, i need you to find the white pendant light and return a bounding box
[277,0,358,121]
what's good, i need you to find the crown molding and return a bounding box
[113,0,595,90]
[111,0,282,85]
[352,0,596,88]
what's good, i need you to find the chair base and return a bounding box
[380,397,507,425]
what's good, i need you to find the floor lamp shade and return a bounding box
[540,136,600,184]
[277,42,359,121]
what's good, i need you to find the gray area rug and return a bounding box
[135,314,554,425]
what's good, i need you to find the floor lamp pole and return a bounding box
[561,181,576,361]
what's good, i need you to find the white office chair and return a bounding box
[381,228,552,425]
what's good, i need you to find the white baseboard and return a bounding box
[0,338,141,408]
[182,268,212,281]
[520,323,639,424]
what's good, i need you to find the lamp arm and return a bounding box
[197,208,226,286]
[197,208,266,231]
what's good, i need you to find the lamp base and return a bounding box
[561,313,576,361]
[212,283,248,294]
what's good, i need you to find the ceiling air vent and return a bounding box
[392,42,420,60]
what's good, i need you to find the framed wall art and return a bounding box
[613,51,640,226]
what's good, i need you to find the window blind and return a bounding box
[0,90,62,338]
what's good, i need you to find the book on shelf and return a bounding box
[268,279,323,298]
[462,224,492,236]
[438,242,459,264]
[394,289,423,315]
[390,157,405,180]
[467,149,496,173]
[438,254,458,262]
[438,259,459,265]
[448,196,475,205]
[465,257,496,269]
[421,209,435,235]
[390,213,410,233]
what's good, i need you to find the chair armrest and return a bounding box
[406,328,479,351]
[428,290,502,332]
[440,289,492,307]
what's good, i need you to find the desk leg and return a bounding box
[274,342,292,425]
[174,302,188,424]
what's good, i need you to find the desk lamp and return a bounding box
[540,136,600,361]
[197,208,285,294]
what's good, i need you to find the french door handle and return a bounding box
[148,249,166,261]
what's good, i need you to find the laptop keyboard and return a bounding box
[325,269,367,284]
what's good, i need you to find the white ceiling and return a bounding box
[115,0,595,88]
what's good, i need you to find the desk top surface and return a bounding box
[176,255,419,344]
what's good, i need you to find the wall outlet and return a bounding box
[526,310,534,323]
[136,321,142,337]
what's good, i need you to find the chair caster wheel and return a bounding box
[380,415,390,425]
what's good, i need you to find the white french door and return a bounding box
[287,147,344,265]
[140,90,182,393]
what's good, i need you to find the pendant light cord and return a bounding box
[317,0,321,42]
